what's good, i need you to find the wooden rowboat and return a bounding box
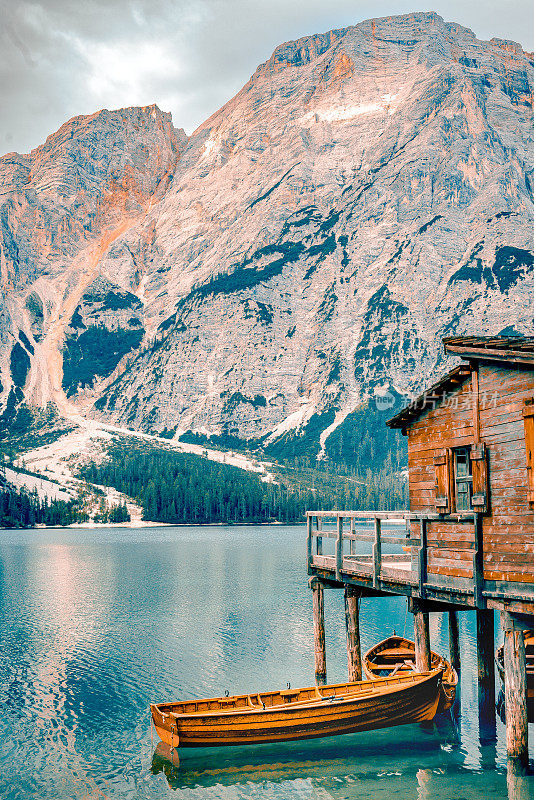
[150,669,443,749]
[364,635,458,711]
[496,630,534,700]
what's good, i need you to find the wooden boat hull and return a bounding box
[151,670,442,748]
[364,635,458,712]
[496,630,534,700]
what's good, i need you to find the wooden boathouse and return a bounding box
[307,336,534,767]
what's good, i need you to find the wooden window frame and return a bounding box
[522,400,534,509]
[434,443,489,514]
[434,449,452,513]
[453,446,473,512]
[470,443,489,514]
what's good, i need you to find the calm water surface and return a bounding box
[0,524,532,800]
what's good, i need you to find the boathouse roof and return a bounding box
[387,336,534,431]
[386,363,472,430]
[443,335,534,365]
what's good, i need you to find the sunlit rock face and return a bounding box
[2,12,534,441]
[0,105,184,412]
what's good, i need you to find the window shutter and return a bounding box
[522,402,534,508]
[471,443,489,514]
[434,449,451,512]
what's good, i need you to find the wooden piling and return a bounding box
[409,598,431,672]
[476,608,496,738]
[448,610,461,672]
[477,609,495,685]
[309,577,327,685]
[478,682,497,744]
[344,585,362,682]
[502,612,529,767]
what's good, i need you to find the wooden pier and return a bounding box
[307,336,534,771]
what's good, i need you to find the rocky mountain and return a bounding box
[2,12,534,455]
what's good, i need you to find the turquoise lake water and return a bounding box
[0,524,532,799]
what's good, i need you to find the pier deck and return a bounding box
[307,510,534,615]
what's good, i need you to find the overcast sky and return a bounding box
[1,0,533,155]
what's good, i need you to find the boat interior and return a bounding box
[153,671,438,717]
[366,637,452,680]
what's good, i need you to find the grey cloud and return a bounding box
[1,0,533,155]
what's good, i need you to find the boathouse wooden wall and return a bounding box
[406,362,534,585]
[478,363,534,584]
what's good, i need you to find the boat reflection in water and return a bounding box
[150,707,526,799]
[150,673,534,800]
[150,717,454,792]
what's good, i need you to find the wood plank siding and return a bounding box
[479,364,534,583]
[406,362,534,585]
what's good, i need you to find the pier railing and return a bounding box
[306,510,480,600]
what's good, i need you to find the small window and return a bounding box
[454,447,472,511]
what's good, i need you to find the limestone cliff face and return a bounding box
[0,105,184,415]
[2,12,534,445]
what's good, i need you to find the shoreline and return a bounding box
[0,519,305,531]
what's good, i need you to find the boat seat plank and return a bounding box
[376,648,415,658]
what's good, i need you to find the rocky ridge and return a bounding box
[1,12,534,454]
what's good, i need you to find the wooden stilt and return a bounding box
[344,585,362,682]
[478,681,497,744]
[448,610,461,672]
[502,612,529,768]
[476,609,496,740]
[309,577,327,685]
[409,598,431,672]
[477,609,495,684]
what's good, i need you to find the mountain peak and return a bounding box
[256,10,533,83]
